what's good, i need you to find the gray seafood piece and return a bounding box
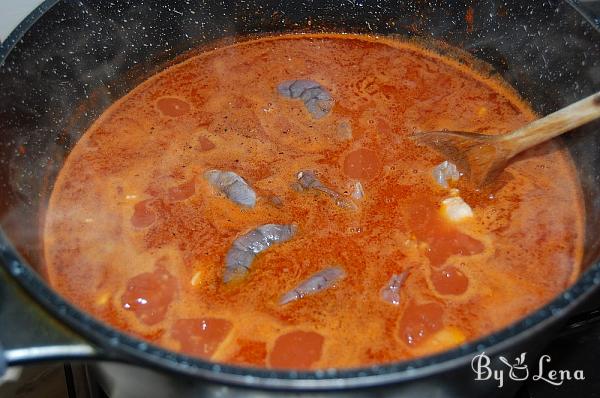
[224,224,297,282]
[296,170,357,211]
[204,169,257,208]
[380,271,409,305]
[277,79,334,119]
[279,266,346,305]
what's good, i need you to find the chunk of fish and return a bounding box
[224,224,297,282]
[380,271,409,305]
[204,169,257,208]
[296,170,357,211]
[440,195,473,222]
[277,79,334,119]
[432,161,460,189]
[279,266,346,305]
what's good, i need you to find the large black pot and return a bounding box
[1,1,600,397]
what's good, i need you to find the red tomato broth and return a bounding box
[43,34,584,369]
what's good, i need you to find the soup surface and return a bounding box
[44,34,584,369]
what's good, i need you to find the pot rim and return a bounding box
[1,0,600,390]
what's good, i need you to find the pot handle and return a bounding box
[0,264,98,376]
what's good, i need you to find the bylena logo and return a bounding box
[498,352,529,381]
[471,352,585,388]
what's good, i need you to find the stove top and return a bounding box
[62,289,600,398]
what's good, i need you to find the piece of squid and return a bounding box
[296,170,357,211]
[224,224,297,283]
[380,271,409,305]
[277,79,334,119]
[204,169,257,208]
[351,181,365,200]
[279,266,346,305]
[432,161,460,189]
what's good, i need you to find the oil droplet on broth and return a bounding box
[171,318,233,358]
[343,148,381,180]
[156,97,191,117]
[431,266,469,295]
[270,331,325,370]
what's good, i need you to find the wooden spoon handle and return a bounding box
[505,92,600,152]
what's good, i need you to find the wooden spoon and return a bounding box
[412,92,600,187]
